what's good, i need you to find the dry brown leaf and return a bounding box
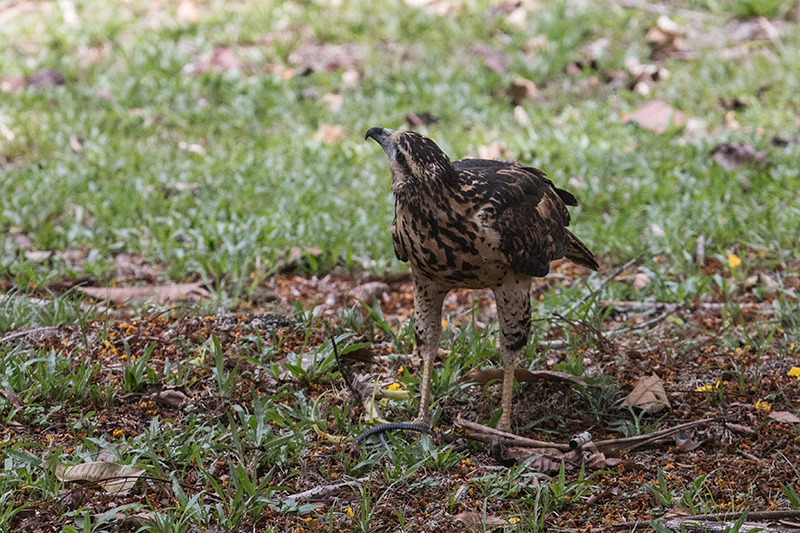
[473,43,508,75]
[513,106,530,126]
[322,93,344,112]
[0,389,22,409]
[633,272,651,289]
[507,76,538,105]
[314,124,347,144]
[621,374,670,412]
[622,100,686,133]
[451,511,508,531]
[176,0,201,24]
[24,250,53,263]
[93,512,155,529]
[522,35,548,54]
[78,282,210,304]
[710,143,768,171]
[476,141,508,160]
[769,411,800,424]
[348,282,391,303]
[55,461,145,493]
[674,430,701,451]
[405,0,464,17]
[405,112,439,129]
[150,388,189,408]
[27,69,66,88]
[725,422,756,436]
[647,15,686,59]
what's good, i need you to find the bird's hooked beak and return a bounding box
[365,127,397,159]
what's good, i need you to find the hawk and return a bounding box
[366,127,598,432]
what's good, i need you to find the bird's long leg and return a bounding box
[411,276,447,427]
[493,276,533,433]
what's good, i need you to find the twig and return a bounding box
[613,509,800,529]
[287,477,369,501]
[606,309,671,337]
[0,326,60,346]
[561,254,643,318]
[455,419,572,451]
[457,417,720,456]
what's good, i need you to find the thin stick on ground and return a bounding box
[560,254,644,318]
[612,509,800,529]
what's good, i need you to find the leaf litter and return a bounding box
[3,261,799,530]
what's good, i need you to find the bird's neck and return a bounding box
[393,165,458,204]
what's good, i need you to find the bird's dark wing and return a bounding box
[453,159,574,278]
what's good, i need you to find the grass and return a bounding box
[1,0,800,531]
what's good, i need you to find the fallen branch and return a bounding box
[455,419,572,452]
[0,326,60,346]
[287,477,368,501]
[457,417,721,457]
[613,509,800,529]
[561,254,644,318]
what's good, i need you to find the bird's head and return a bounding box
[365,127,456,196]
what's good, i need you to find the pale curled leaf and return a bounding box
[622,100,686,133]
[622,374,670,412]
[55,461,145,493]
[451,511,508,531]
[78,281,210,304]
[769,411,800,424]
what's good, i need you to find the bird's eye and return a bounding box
[396,152,406,165]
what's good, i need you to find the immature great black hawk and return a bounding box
[366,127,598,432]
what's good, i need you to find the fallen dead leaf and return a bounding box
[451,511,508,531]
[405,112,439,129]
[476,44,508,75]
[348,282,391,303]
[314,124,347,144]
[710,143,768,171]
[0,389,22,409]
[476,141,508,160]
[507,76,538,105]
[513,105,530,126]
[405,0,464,17]
[78,282,210,304]
[624,57,669,95]
[176,0,201,24]
[149,388,189,408]
[491,442,565,472]
[522,35,548,54]
[55,461,145,493]
[769,411,800,424]
[622,100,686,133]
[322,93,344,112]
[731,16,780,42]
[674,430,701,451]
[27,68,66,88]
[647,15,689,60]
[621,374,670,412]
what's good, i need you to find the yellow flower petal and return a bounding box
[695,384,714,392]
[727,254,741,268]
[789,367,800,378]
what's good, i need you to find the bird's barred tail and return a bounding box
[565,230,599,271]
